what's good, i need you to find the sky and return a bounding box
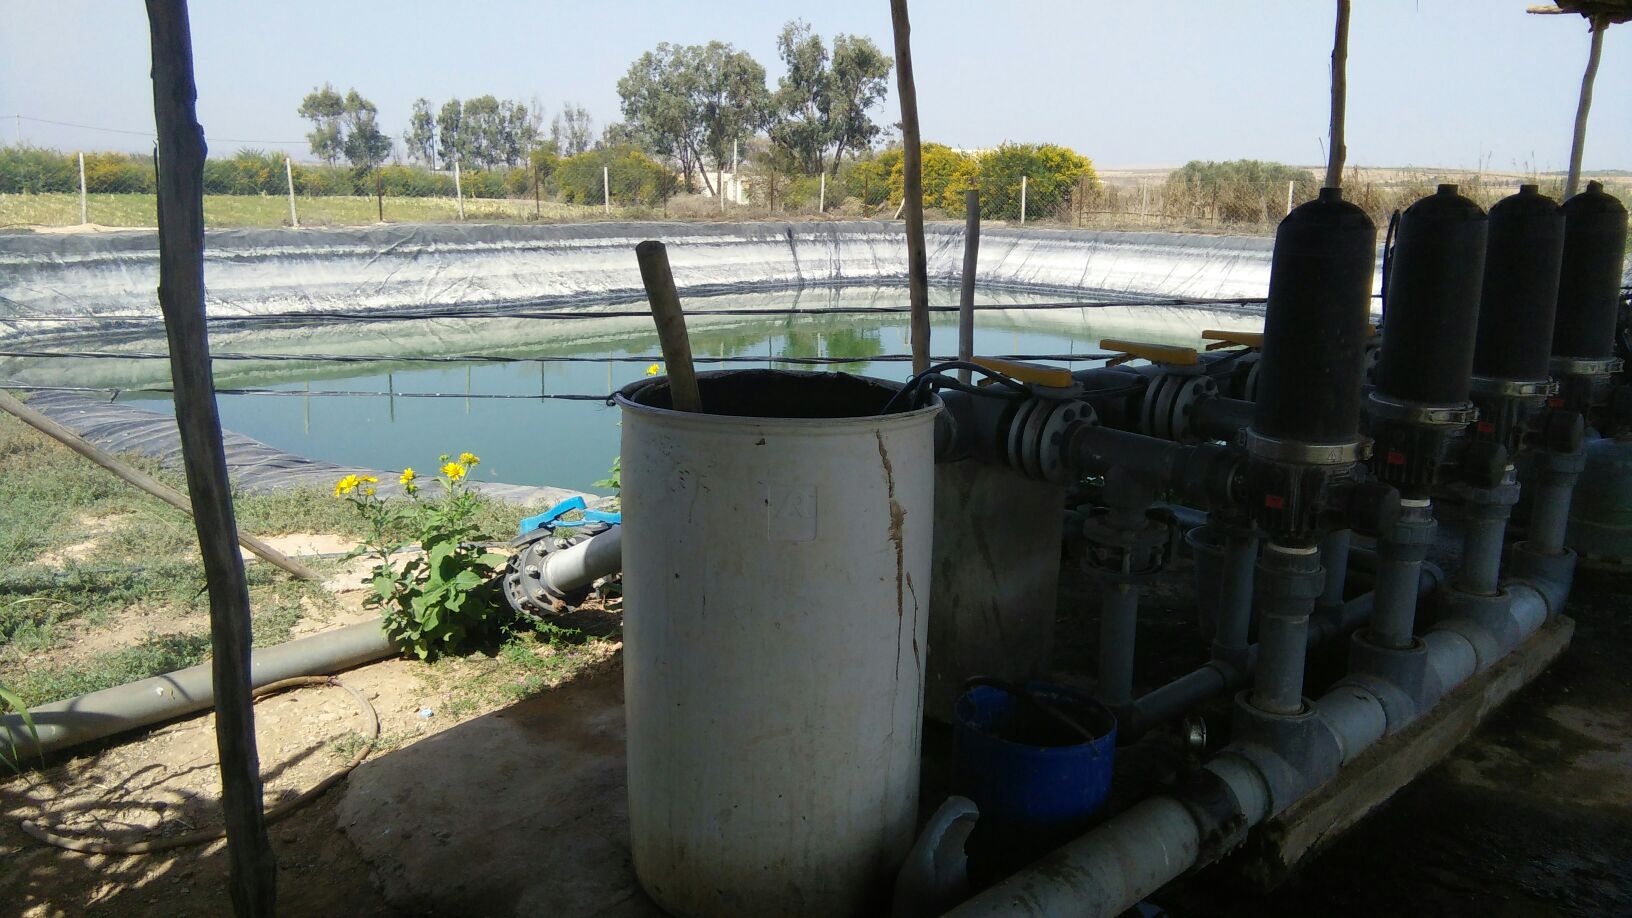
[1,1,1627,172]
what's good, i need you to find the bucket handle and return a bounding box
[962,677,1105,757]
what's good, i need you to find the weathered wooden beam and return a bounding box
[890,0,931,375]
[0,392,321,581]
[1566,19,1607,198]
[144,1,277,914]
[1325,0,1351,189]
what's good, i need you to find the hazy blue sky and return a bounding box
[1,1,1626,171]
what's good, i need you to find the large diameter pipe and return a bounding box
[0,619,396,758]
[542,526,624,595]
[953,580,1554,918]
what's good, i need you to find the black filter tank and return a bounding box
[1376,184,1488,405]
[1553,181,1629,361]
[1473,185,1564,383]
[1253,187,1377,444]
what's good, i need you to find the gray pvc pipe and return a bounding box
[1318,529,1351,610]
[950,582,1554,918]
[1528,476,1575,555]
[1209,528,1258,666]
[542,526,624,595]
[1097,584,1139,707]
[0,619,396,758]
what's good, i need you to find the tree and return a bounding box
[437,99,465,167]
[1165,160,1317,223]
[770,21,830,174]
[297,83,345,165]
[769,20,893,177]
[403,98,437,168]
[340,90,391,171]
[618,44,704,189]
[969,143,1096,222]
[695,42,769,189]
[552,103,594,156]
[824,34,892,176]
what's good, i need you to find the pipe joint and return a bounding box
[1228,692,1344,818]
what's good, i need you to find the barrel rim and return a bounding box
[615,368,943,430]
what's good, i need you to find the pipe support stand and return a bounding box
[1247,543,1324,716]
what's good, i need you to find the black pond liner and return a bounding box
[616,369,915,419]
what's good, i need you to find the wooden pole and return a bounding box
[604,165,611,214]
[890,0,930,374]
[0,392,319,580]
[284,157,298,227]
[1566,18,1606,199]
[635,241,702,412]
[144,3,278,913]
[454,160,464,220]
[1020,174,1029,225]
[1325,0,1351,189]
[78,152,88,224]
[819,172,827,214]
[958,189,980,384]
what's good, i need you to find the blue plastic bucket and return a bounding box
[951,681,1117,876]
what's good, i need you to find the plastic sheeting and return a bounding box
[18,389,583,506]
[0,221,1282,339]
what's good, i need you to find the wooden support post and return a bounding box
[284,157,298,227]
[1566,19,1606,199]
[0,392,319,581]
[635,241,702,412]
[958,189,980,384]
[819,173,827,214]
[604,165,611,214]
[454,160,464,220]
[78,152,87,224]
[144,1,277,915]
[1020,174,1028,225]
[890,0,931,374]
[1326,0,1351,189]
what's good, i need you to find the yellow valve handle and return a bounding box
[1098,339,1199,367]
[970,356,1075,389]
[1201,329,1264,350]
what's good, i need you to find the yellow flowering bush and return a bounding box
[336,451,506,659]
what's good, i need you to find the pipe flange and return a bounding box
[502,525,606,617]
[1469,375,1557,399]
[1549,355,1624,378]
[1037,400,1096,484]
[1142,374,1217,443]
[1365,391,1477,428]
[1244,430,1369,466]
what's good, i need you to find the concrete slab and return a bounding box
[336,666,660,918]
[1228,614,1576,890]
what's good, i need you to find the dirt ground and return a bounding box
[1,554,1628,916]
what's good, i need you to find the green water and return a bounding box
[9,286,1259,493]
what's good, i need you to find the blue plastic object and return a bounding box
[518,496,621,537]
[951,681,1116,877]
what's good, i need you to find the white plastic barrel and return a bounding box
[617,370,939,918]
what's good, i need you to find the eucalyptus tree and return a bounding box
[769,21,892,176]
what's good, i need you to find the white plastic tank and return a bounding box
[617,369,939,917]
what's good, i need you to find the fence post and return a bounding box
[78,151,87,224]
[1019,174,1028,225]
[819,173,826,214]
[1286,179,1295,216]
[732,139,739,206]
[534,160,541,217]
[604,165,611,214]
[284,158,298,227]
[958,189,980,384]
[454,161,464,220]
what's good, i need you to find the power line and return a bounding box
[0,350,1120,365]
[11,114,307,147]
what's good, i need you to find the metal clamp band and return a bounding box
[1469,376,1557,399]
[1549,355,1624,377]
[1365,391,1478,427]
[1243,429,1369,465]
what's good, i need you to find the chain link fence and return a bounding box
[4,142,1630,235]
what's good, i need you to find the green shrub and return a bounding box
[969,143,1097,222]
[0,146,76,193]
[555,146,673,207]
[82,152,154,194]
[1164,159,1320,224]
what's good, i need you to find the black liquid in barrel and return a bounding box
[1553,181,1629,361]
[1474,185,1563,382]
[1252,187,1377,444]
[1376,185,1487,405]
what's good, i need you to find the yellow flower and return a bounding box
[458,452,480,467]
[362,486,376,497]
[399,468,417,486]
[645,363,662,376]
[359,475,378,484]
[441,461,468,482]
[333,474,360,497]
